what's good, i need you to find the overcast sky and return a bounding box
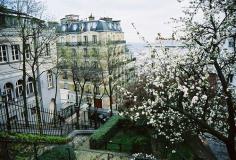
[42,0,188,43]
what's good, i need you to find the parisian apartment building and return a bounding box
[57,14,136,109]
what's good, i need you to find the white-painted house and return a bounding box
[0,8,61,123]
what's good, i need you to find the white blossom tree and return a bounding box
[122,0,236,159]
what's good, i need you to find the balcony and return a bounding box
[57,40,126,47]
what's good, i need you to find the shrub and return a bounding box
[90,115,125,149]
[167,147,193,160]
[38,145,76,160]
[132,136,151,153]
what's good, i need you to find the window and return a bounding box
[86,85,91,94]
[92,35,97,44]
[84,36,88,44]
[94,85,100,95]
[45,43,50,56]
[12,45,20,61]
[25,44,31,59]
[27,77,34,94]
[47,70,53,88]
[72,24,77,31]
[92,48,98,56]
[229,41,234,48]
[62,25,66,32]
[229,74,234,83]
[72,35,77,42]
[0,45,8,62]
[31,107,36,115]
[4,83,14,101]
[92,22,97,29]
[16,80,23,98]
[63,71,68,79]
[61,37,65,43]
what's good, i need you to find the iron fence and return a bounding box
[0,99,103,136]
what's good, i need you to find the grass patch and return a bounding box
[107,129,151,153]
[38,145,76,160]
[167,145,194,160]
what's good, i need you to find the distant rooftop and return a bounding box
[155,39,185,47]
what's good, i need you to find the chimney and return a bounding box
[88,14,95,21]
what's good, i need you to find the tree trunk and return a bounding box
[76,84,85,129]
[0,142,10,160]
[73,77,78,105]
[22,33,29,126]
[32,70,42,134]
[53,73,58,126]
[226,140,236,160]
[72,76,79,128]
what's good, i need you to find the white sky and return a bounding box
[42,0,188,43]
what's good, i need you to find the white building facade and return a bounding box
[0,8,61,115]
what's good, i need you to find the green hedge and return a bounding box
[0,132,71,144]
[38,145,76,160]
[90,115,125,149]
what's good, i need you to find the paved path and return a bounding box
[73,136,130,160]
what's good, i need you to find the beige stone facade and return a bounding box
[57,15,135,109]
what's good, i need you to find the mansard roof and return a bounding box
[57,19,122,33]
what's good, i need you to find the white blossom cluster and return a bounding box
[131,153,158,160]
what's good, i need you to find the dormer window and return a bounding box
[108,23,112,29]
[81,23,85,31]
[92,22,97,29]
[62,25,66,32]
[73,24,77,31]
